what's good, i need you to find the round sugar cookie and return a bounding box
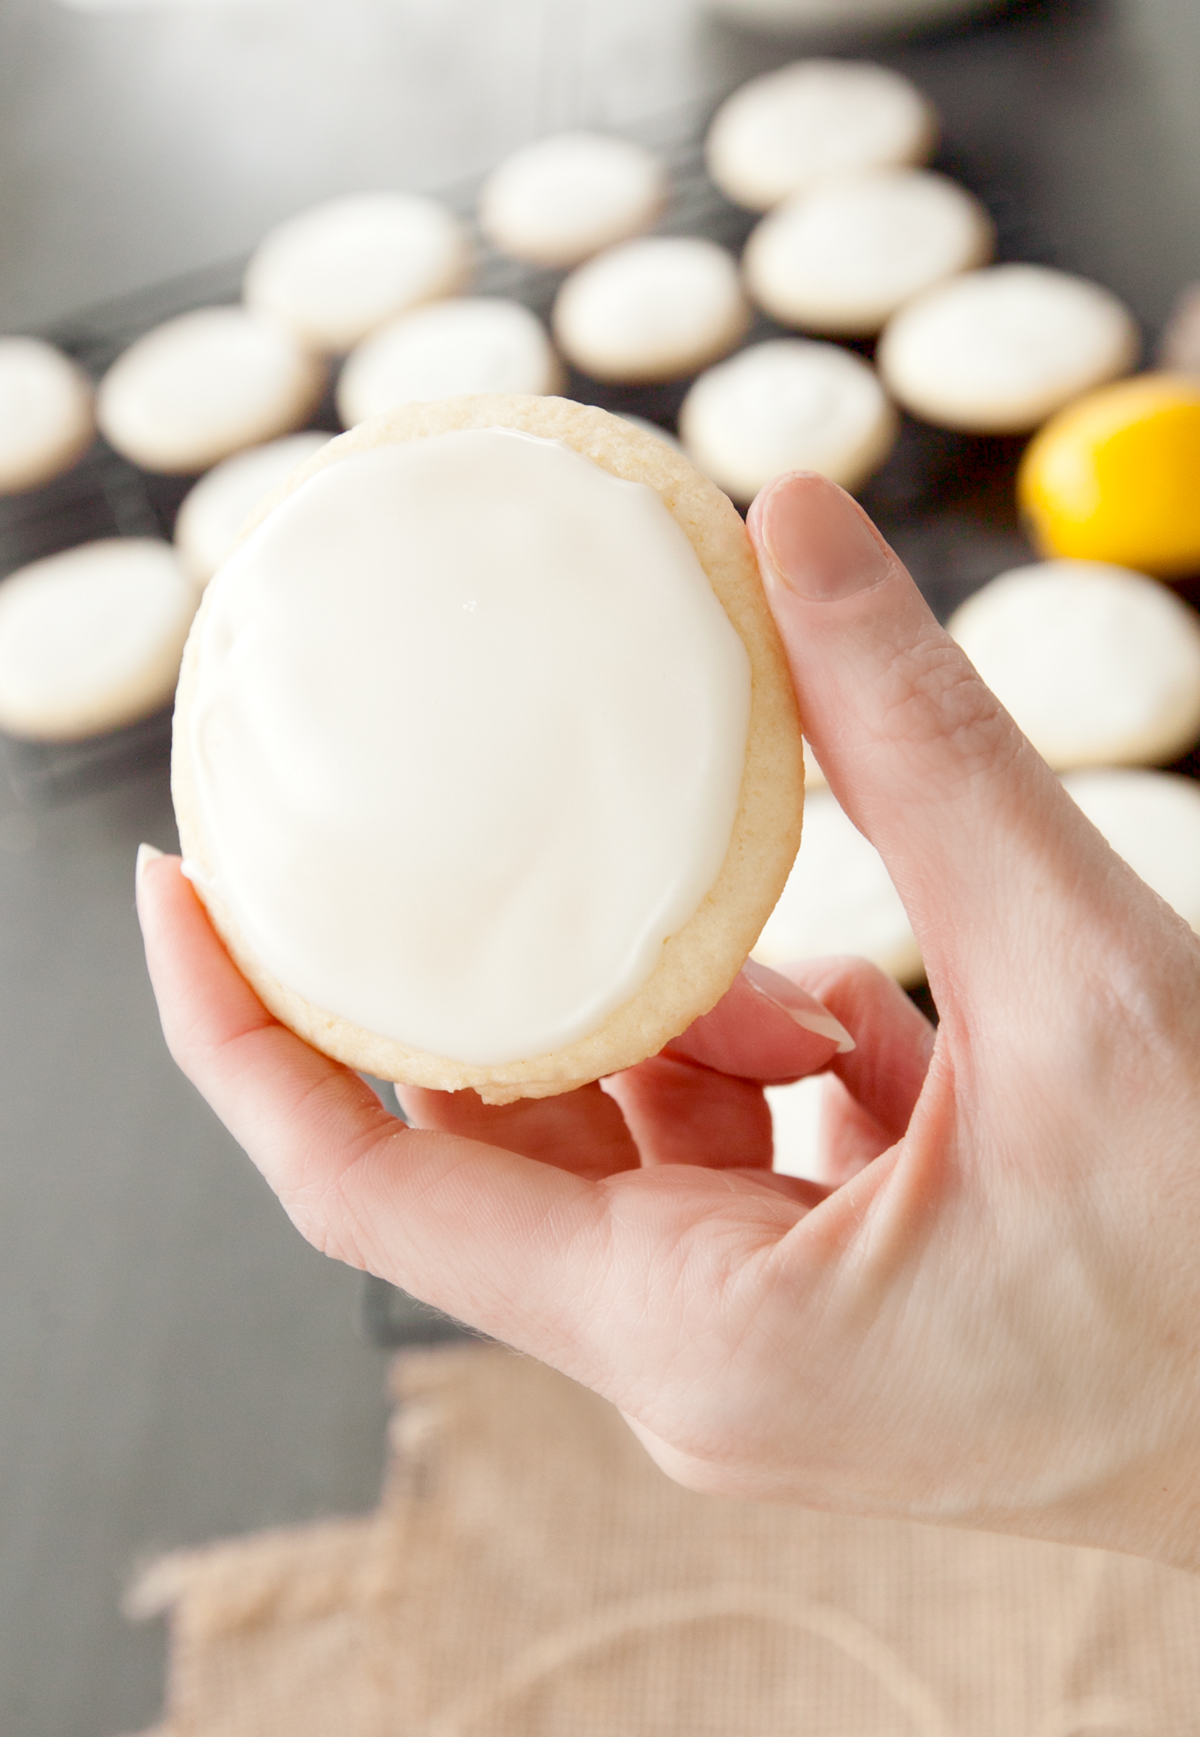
[0,337,95,494]
[752,787,921,983]
[877,265,1139,434]
[244,193,469,354]
[479,132,667,268]
[744,169,994,335]
[706,60,936,213]
[336,298,562,427]
[552,236,749,384]
[1062,768,1200,934]
[619,414,685,454]
[679,337,897,503]
[172,395,804,1103]
[174,432,332,587]
[948,559,1200,769]
[0,539,196,741]
[97,307,325,474]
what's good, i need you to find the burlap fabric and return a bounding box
[126,1344,1200,1735]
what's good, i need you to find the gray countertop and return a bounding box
[2,2,1200,1733]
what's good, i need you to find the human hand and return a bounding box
[137,472,1200,1570]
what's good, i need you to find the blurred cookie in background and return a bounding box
[0,539,196,740]
[1062,767,1200,935]
[878,264,1139,434]
[706,59,936,212]
[97,307,325,474]
[0,336,94,494]
[680,337,897,503]
[1019,373,1200,578]
[553,236,749,383]
[751,787,923,986]
[479,133,668,268]
[244,193,470,355]
[174,432,332,588]
[948,559,1200,770]
[744,168,994,335]
[1158,284,1200,375]
[337,298,562,427]
[704,0,1000,31]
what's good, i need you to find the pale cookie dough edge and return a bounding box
[172,393,804,1102]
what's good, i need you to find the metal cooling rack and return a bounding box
[0,99,1062,809]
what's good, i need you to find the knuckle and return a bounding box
[882,632,1016,792]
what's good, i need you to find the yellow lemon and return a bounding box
[1018,374,1200,578]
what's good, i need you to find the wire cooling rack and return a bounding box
[0,95,1066,806]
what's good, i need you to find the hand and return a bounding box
[137,472,1200,1570]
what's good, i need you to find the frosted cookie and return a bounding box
[336,299,562,428]
[706,60,936,213]
[174,432,332,587]
[877,265,1139,434]
[479,133,667,268]
[0,539,196,740]
[744,169,994,336]
[552,237,749,384]
[244,193,469,354]
[679,338,897,503]
[948,559,1200,769]
[1062,768,1200,934]
[0,337,94,494]
[619,415,685,454]
[97,307,325,474]
[752,788,922,984]
[172,395,804,1102]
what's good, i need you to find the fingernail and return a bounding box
[135,842,163,893]
[756,472,892,603]
[743,960,855,1053]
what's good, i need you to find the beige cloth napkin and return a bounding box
[126,1343,1200,1736]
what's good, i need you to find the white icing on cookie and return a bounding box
[97,307,325,474]
[0,539,196,740]
[244,193,469,354]
[949,559,1200,769]
[480,133,667,268]
[744,169,994,335]
[877,265,1139,433]
[0,337,95,494]
[336,299,561,427]
[1062,768,1200,933]
[706,59,936,212]
[188,428,751,1064]
[751,787,922,984]
[680,337,897,503]
[553,236,749,384]
[174,433,332,587]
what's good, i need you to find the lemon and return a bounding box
[1017,374,1200,578]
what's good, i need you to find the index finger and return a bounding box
[134,852,808,1385]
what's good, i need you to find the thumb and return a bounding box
[747,471,1100,993]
